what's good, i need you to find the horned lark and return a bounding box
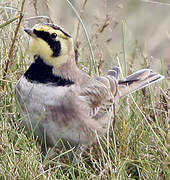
[16,23,164,160]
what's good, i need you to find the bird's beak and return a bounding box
[24,28,36,37]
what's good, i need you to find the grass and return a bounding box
[0,1,170,179]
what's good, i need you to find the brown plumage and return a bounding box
[16,23,164,161]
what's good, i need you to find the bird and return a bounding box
[16,23,164,161]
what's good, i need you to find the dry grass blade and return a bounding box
[141,0,170,6]
[66,0,98,75]
[74,0,87,63]
[2,0,25,90]
[25,16,50,22]
[0,17,19,29]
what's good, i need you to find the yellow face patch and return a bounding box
[29,37,69,67]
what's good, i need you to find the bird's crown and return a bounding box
[33,23,71,39]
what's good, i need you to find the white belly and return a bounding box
[16,76,93,147]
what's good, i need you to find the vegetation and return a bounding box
[0,0,169,179]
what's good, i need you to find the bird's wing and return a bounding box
[79,67,120,119]
[118,69,164,98]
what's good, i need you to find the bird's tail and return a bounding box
[118,69,164,98]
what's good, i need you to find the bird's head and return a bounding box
[24,23,74,67]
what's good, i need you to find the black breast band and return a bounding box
[24,56,74,86]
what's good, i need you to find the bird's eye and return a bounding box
[51,33,57,38]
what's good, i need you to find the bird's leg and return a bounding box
[72,144,87,164]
